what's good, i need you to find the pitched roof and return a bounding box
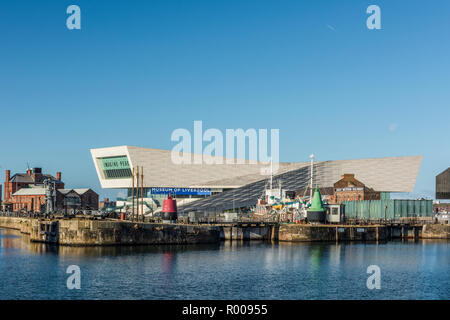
[58,189,75,195]
[58,188,92,196]
[10,174,34,183]
[13,187,46,196]
[333,174,366,188]
[437,167,450,178]
[9,173,62,184]
[73,188,90,195]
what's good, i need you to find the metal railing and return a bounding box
[0,210,110,220]
[0,211,35,218]
[344,217,434,225]
[0,210,437,226]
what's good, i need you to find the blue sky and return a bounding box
[0,0,449,199]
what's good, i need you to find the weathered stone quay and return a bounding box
[218,224,390,242]
[218,223,275,241]
[278,224,388,242]
[0,217,448,245]
[0,217,220,246]
[421,224,450,239]
[278,223,450,241]
[217,222,450,242]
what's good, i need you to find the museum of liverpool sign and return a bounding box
[150,187,211,196]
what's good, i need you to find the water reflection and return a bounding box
[0,228,221,257]
[162,253,176,274]
[1,228,448,300]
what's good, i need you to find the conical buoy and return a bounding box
[162,194,177,223]
[307,186,326,223]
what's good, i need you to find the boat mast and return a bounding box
[309,154,314,201]
[270,157,273,190]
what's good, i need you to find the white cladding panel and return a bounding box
[91,146,421,192]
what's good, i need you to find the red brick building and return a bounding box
[329,173,380,204]
[3,168,99,213]
[9,187,51,212]
[3,168,64,212]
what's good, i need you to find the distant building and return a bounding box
[99,198,116,210]
[9,186,51,212]
[329,174,380,204]
[4,168,63,199]
[2,168,98,213]
[91,146,422,213]
[436,168,450,199]
[59,189,99,211]
[434,202,450,214]
[3,168,64,211]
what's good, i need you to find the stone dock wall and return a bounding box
[1,217,448,244]
[421,224,450,239]
[277,224,388,242]
[0,217,220,246]
[53,220,221,246]
[0,217,32,234]
[219,225,273,241]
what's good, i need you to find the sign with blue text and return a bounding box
[150,187,211,196]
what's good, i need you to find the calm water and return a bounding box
[0,228,448,300]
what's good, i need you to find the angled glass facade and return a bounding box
[99,156,132,179]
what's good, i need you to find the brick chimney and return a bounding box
[32,167,43,183]
[56,172,61,181]
[5,170,10,182]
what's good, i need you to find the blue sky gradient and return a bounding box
[0,0,449,199]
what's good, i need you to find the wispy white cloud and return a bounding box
[388,123,398,132]
[326,24,336,31]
